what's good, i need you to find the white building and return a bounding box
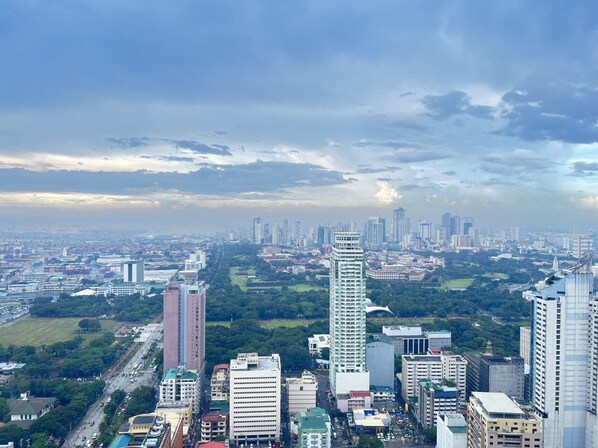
[122,260,144,283]
[210,364,229,402]
[436,413,466,448]
[230,353,281,444]
[287,371,318,415]
[329,232,369,398]
[297,407,331,448]
[308,334,330,356]
[528,265,598,447]
[159,367,200,414]
[401,352,467,402]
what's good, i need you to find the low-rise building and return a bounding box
[308,334,330,356]
[159,368,200,414]
[7,393,55,427]
[296,407,331,448]
[200,413,227,443]
[336,391,373,413]
[436,413,467,448]
[351,408,391,435]
[383,326,452,357]
[210,364,229,402]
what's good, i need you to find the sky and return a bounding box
[1,0,598,232]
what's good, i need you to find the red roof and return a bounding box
[202,413,227,423]
[350,391,372,398]
[198,443,226,448]
[213,364,229,370]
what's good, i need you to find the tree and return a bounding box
[357,435,383,448]
[0,398,9,423]
[78,319,102,333]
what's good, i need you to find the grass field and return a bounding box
[442,278,474,290]
[482,272,509,280]
[0,318,118,347]
[229,266,256,290]
[230,266,326,292]
[287,284,327,292]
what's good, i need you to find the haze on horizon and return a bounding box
[1,1,597,232]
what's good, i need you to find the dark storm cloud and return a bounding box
[442,170,457,176]
[496,86,598,143]
[479,152,553,178]
[422,91,495,120]
[570,161,598,177]
[0,161,347,195]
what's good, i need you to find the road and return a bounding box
[63,323,163,448]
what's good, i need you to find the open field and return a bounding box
[206,321,232,328]
[442,278,475,290]
[229,266,256,290]
[482,272,509,280]
[287,284,327,292]
[0,317,118,347]
[230,266,326,292]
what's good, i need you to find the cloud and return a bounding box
[386,121,429,132]
[422,91,494,120]
[0,161,348,196]
[479,149,553,177]
[374,181,401,205]
[387,150,452,163]
[171,140,232,156]
[496,85,598,143]
[139,155,195,163]
[353,140,420,150]
[354,165,401,174]
[570,161,598,177]
[107,137,150,148]
[442,170,457,176]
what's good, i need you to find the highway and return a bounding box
[63,323,163,448]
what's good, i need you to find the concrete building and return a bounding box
[200,413,227,443]
[329,232,369,398]
[463,352,481,399]
[229,353,281,444]
[382,326,451,356]
[123,260,144,283]
[352,408,392,435]
[436,413,466,448]
[163,282,207,377]
[479,356,525,401]
[210,364,229,402]
[417,381,459,429]
[519,326,531,369]
[528,265,598,447]
[287,371,318,415]
[308,334,330,356]
[365,334,394,390]
[401,352,466,402]
[467,392,542,448]
[296,407,331,448]
[253,218,262,244]
[159,368,200,414]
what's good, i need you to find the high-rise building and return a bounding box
[272,221,280,245]
[123,260,144,283]
[462,217,474,236]
[253,218,262,244]
[450,216,461,236]
[419,221,432,240]
[573,235,594,259]
[282,219,290,246]
[329,232,369,398]
[398,218,411,245]
[468,392,542,448]
[527,265,598,447]
[479,356,525,401]
[163,282,207,378]
[294,221,302,246]
[510,226,521,242]
[365,334,394,390]
[229,353,281,444]
[392,208,406,242]
[366,217,386,247]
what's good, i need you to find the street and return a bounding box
[63,323,163,448]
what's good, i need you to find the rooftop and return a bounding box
[299,408,330,432]
[403,355,441,362]
[472,392,524,417]
[163,367,198,381]
[366,333,392,345]
[230,353,280,371]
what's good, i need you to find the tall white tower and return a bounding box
[528,262,598,447]
[329,232,369,397]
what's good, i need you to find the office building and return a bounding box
[573,235,594,259]
[519,327,531,368]
[296,408,331,448]
[229,353,281,444]
[329,232,369,398]
[163,282,207,380]
[468,392,542,448]
[287,371,318,415]
[392,208,406,243]
[479,356,524,401]
[417,380,459,428]
[123,260,144,283]
[436,413,466,448]
[419,221,432,240]
[366,217,386,247]
[528,265,598,447]
[365,334,394,390]
[401,352,466,402]
[159,367,200,414]
[463,352,481,399]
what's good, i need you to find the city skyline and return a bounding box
[1,1,598,231]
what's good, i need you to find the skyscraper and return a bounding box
[392,208,406,242]
[163,282,207,378]
[329,232,369,398]
[527,262,598,447]
[366,217,386,247]
[253,218,262,244]
[122,259,144,283]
